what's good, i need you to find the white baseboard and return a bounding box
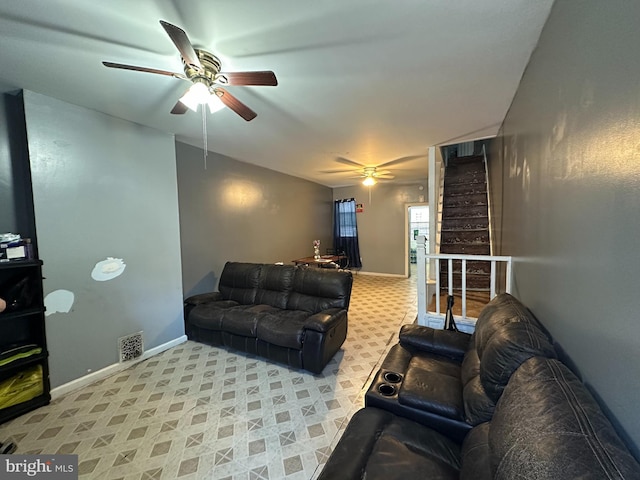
[50,335,188,400]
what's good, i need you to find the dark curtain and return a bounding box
[333,198,362,269]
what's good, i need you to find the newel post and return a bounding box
[416,235,427,324]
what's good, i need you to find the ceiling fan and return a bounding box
[102,20,277,121]
[356,166,394,186]
[323,155,425,186]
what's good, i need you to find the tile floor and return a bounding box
[0,272,418,479]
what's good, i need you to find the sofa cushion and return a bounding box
[480,322,556,403]
[287,267,352,313]
[254,264,295,309]
[462,376,496,426]
[408,354,461,379]
[220,304,281,337]
[255,310,310,349]
[399,324,471,362]
[474,293,544,358]
[460,422,491,480]
[184,292,223,306]
[489,357,640,479]
[188,301,240,330]
[399,357,464,421]
[317,407,461,480]
[460,346,480,387]
[218,262,261,305]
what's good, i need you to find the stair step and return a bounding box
[436,259,493,274]
[444,199,488,208]
[440,278,491,292]
[441,227,489,239]
[442,215,489,222]
[441,227,488,232]
[439,274,491,290]
[440,244,490,255]
[448,155,484,166]
[445,178,487,188]
[444,191,487,202]
[446,167,485,177]
[443,205,488,217]
[447,164,485,175]
[446,188,488,197]
[438,287,491,293]
[441,231,490,244]
[443,223,489,233]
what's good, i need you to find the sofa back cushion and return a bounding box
[287,267,353,313]
[219,262,261,305]
[479,322,556,403]
[488,357,640,479]
[254,264,295,309]
[474,293,545,358]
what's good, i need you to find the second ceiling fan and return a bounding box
[323,155,426,186]
[102,20,277,121]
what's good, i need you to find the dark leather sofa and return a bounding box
[365,293,557,441]
[184,262,353,374]
[319,293,640,478]
[319,356,640,479]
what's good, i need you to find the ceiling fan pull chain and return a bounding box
[202,105,208,170]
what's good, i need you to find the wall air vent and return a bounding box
[118,331,144,362]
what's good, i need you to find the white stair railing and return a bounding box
[416,235,512,333]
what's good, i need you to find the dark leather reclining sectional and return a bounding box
[184,262,353,374]
[365,293,557,442]
[319,293,640,479]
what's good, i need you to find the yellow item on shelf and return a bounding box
[0,365,43,410]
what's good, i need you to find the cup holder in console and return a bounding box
[378,383,397,396]
[383,372,403,384]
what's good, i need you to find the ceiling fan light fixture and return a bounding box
[179,81,214,112]
[363,176,377,186]
[207,94,225,114]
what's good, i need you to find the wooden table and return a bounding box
[292,255,345,266]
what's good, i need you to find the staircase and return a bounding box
[439,155,491,294]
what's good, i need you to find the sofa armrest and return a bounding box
[399,324,471,361]
[184,292,223,306]
[304,308,346,333]
[302,308,349,373]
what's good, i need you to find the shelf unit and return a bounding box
[0,259,50,424]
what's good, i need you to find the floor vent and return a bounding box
[119,332,144,362]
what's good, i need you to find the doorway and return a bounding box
[407,205,429,277]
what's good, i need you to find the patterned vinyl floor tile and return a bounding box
[0,272,417,479]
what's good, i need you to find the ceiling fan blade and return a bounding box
[218,71,278,86]
[215,88,257,121]
[159,20,202,71]
[320,169,357,174]
[377,155,426,169]
[102,61,187,79]
[336,157,366,168]
[377,174,395,179]
[170,100,189,115]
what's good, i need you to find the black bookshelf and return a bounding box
[0,93,50,423]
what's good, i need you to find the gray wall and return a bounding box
[23,91,185,388]
[490,0,640,455]
[176,141,333,297]
[333,182,427,276]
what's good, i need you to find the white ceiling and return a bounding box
[0,0,554,187]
